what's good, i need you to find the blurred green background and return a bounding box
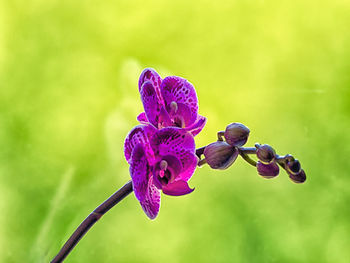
[1,0,350,262]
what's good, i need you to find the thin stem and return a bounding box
[198,158,207,167]
[237,147,257,166]
[217,131,225,141]
[238,147,257,155]
[275,154,294,171]
[196,146,206,159]
[51,181,133,263]
[239,152,257,167]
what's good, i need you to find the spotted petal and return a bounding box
[140,176,161,219]
[168,102,193,128]
[138,68,162,103]
[124,125,156,164]
[161,76,198,126]
[130,144,149,202]
[185,115,207,137]
[150,128,196,174]
[177,151,198,182]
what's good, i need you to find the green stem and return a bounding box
[239,152,257,167]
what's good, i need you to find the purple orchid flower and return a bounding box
[136,68,206,136]
[124,124,198,219]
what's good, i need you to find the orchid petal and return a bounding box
[136,112,148,124]
[140,81,163,128]
[150,128,195,161]
[124,125,156,164]
[169,102,192,128]
[150,128,197,182]
[162,180,194,196]
[161,76,198,125]
[152,154,183,189]
[158,106,172,128]
[185,115,207,137]
[138,68,162,102]
[130,144,149,202]
[177,151,198,182]
[140,176,161,219]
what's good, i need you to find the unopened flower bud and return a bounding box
[203,141,238,170]
[256,144,276,164]
[285,159,301,175]
[289,169,306,183]
[224,123,250,147]
[257,161,279,179]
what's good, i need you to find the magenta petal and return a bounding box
[162,180,194,196]
[161,76,198,125]
[150,127,195,159]
[137,112,148,124]
[141,81,163,128]
[139,68,163,105]
[140,176,161,219]
[153,154,183,189]
[177,151,198,182]
[158,105,172,128]
[169,102,192,128]
[138,68,162,96]
[160,155,183,175]
[124,125,156,164]
[129,144,149,202]
[185,115,207,137]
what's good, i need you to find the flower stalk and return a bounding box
[51,181,133,263]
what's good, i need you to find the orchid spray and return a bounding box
[51,69,306,262]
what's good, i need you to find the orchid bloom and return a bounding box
[137,68,206,136]
[124,69,206,219]
[124,125,198,219]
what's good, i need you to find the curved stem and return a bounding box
[217,131,225,141]
[239,152,257,167]
[51,181,133,263]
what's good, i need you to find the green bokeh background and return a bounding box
[1,0,350,262]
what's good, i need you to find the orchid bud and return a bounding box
[224,123,250,147]
[257,161,279,179]
[203,141,238,170]
[285,159,301,175]
[289,169,306,183]
[256,144,276,164]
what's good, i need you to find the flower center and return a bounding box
[160,160,168,171]
[170,101,178,114]
[157,160,172,185]
[152,155,182,190]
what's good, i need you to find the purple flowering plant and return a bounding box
[124,68,206,219]
[51,69,306,262]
